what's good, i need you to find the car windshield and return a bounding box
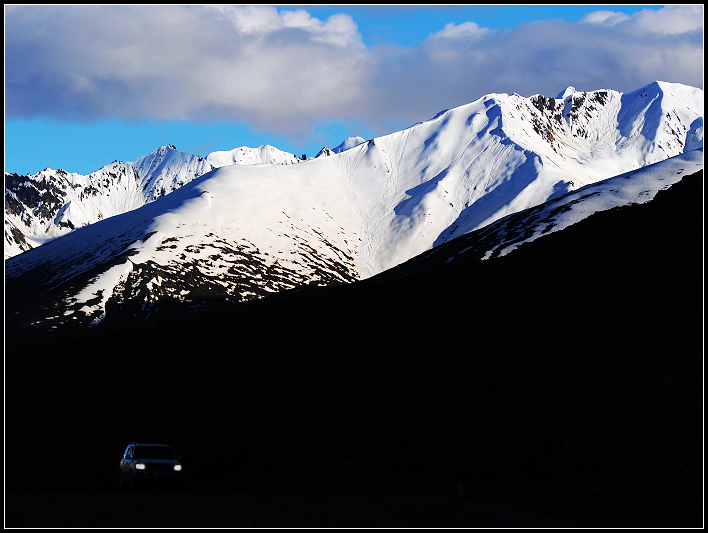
[133,445,175,460]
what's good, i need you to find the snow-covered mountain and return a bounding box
[4,144,300,258]
[5,81,703,333]
[206,145,300,167]
[315,137,367,159]
[337,80,702,277]
[382,148,703,275]
[334,136,367,154]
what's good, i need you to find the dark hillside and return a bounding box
[5,170,703,527]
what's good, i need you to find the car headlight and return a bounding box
[174,464,182,471]
[135,463,146,470]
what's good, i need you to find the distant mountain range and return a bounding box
[4,80,703,339]
[4,144,303,259]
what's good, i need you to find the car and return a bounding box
[118,442,183,491]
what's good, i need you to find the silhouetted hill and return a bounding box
[5,170,703,527]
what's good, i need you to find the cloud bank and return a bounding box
[5,5,703,137]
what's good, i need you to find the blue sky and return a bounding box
[4,5,703,175]
[302,5,655,44]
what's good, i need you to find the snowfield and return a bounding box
[405,148,704,266]
[4,144,300,259]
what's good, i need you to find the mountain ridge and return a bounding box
[4,144,302,258]
[4,80,704,336]
[6,81,702,261]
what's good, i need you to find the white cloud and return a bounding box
[358,7,703,128]
[5,5,367,132]
[428,21,491,41]
[581,10,631,27]
[627,4,704,35]
[5,5,703,141]
[582,5,703,35]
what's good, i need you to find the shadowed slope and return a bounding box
[5,168,702,527]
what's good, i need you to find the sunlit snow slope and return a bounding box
[4,144,300,258]
[330,81,702,276]
[386,148,703,272]
[6,158,361,329]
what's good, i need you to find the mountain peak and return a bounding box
[333,136,366,154]
[316,147,335,158]
[205,144,299,168]
[557,86,577,100]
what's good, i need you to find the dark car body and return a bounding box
[119,443,183,491]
